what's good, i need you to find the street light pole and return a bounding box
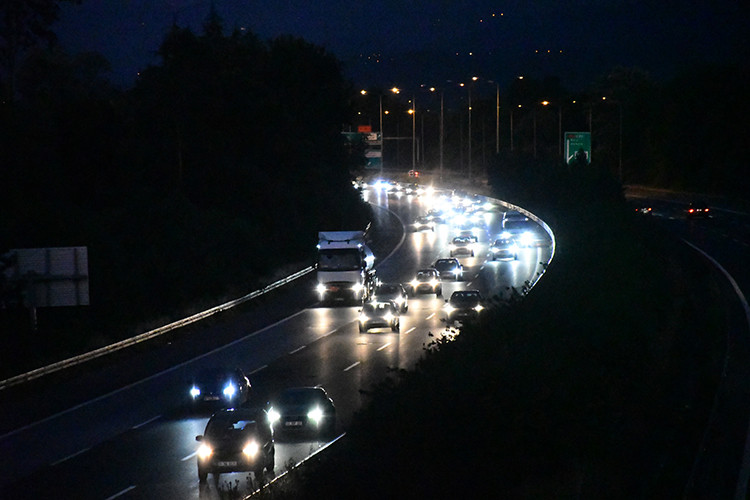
[379,94,384,175]
[411,94,416,171]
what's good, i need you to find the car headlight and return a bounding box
[453,268,462,276]
[243,441,260,458]
[223,383,237,398]
[316,283,326,295]
[430,279,439,288]
[444,304,456,314]
[448,244,456,251]
[308,407,324,425]
[268,408,280,425]
[410,279,419,288]
[383,313,394,322]
[359,313,370,322]
[474,304,484,312]
[190,386,201,398]
[394,296,405,305]
[351,283,364,293]
[197,443,213,460]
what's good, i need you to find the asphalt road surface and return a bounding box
[0,184,553,499]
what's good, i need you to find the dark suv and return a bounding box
[195,408,275,483]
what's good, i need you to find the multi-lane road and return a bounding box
[0,184,553,499]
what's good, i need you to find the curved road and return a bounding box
[0,184,553,499]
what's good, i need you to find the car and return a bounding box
[407,268,442,296]
[634,206,653,215]
[433,258,463,280]
[502,210,528,228]
[687,201,710,218]
[425,208,445,224]
[449,236,475,257]
[189,367,252,409]
[412,215,435,232]
[372,283,409,313]
[489,237,519,260]
[359,300,400,332]
[443,290,484,324]
[195,407,275,483]
[267,386,336,438]
[455,229,480,243]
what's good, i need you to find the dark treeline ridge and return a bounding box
[0,15,369,377]
[264,163,727,498]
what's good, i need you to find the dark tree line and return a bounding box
[0,11,368,348]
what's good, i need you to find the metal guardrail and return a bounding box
[0,266,315,392]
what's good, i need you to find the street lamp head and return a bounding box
[391,87,400,94]
[541,101,550,106]
[360,89,367,95]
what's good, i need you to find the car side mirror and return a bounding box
[196,435,203,442]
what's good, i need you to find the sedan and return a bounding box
[195,407,275,483]
[443,290,484,324]
[489,237,519,260]
[189,367,252,409]
[268,386,337,439]
[372,283,409,313]
[687,201,710,218]
[449,236,475,257]
[433,258,463,280]
[407,268,442,296]
[359,301,400,332]
[412,216,435,232]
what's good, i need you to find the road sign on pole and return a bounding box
[565,132,591,165]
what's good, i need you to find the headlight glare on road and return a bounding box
[243,441,260,458]
[223,383,236,398]
[308,407,324,425]
[190,386,201,398]
[197,443,213,460]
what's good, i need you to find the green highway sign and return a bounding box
[565,132,591,165]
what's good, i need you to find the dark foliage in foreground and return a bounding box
[264,163,725,498]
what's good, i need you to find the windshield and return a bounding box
[206,417,257,438]
[434,260,455,271]
[318,249,362,271]
[279,389,319,406]
[450,292,481,305]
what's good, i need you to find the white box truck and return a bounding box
[315,230,376,305]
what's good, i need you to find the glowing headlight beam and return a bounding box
[308,407,324,425]
[243,441,260,458]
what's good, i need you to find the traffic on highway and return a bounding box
[0,179,554,499]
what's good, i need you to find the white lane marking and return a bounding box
[404,327,416,335]
[289,345,306,354]
[104,485,136,500]
[181,451,197,462]
[249,365,267,375]
[343,361,360,372]
[132,415,161,430]
[0,309,312,441]
[377,342,392,351]
[426,313,436,320]
[51,447,90,466]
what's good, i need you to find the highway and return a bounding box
[0,183,553,499]
[627,188,750,499]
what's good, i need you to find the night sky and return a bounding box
[54,1,749,90]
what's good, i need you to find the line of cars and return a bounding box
[188,368,336,484]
